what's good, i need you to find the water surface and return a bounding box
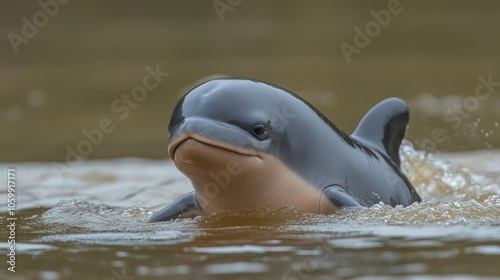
[1,142,499,279]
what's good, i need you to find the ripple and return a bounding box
[186,245,296,254]
[204,262,268,274]
[0,242,56,254]
[465,245,500,256]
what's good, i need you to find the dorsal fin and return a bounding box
[352,97,409,167]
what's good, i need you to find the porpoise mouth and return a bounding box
[167,133,330,216]
[168,133,260,160]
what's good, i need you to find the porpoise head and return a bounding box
[167,78,337,214]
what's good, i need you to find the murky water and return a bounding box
[1,141,499,279]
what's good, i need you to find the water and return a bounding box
[3,1,500,278]
[1,142,499,279]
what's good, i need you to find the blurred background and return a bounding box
[1,0,499,162]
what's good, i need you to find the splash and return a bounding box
[400,140,499,202]
[24,140,499,243]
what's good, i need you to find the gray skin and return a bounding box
[148,78,421,222]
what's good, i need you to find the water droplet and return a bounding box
[495,122,499,127]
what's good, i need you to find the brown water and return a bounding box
[1,142,499,279]
[2,1,500,278]
[2,1,500,162]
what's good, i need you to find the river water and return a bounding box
[1,141,499,279]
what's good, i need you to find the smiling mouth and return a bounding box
[168,134,259,160]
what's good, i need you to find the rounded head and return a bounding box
[167,78,333,213]
[168,78,322,160]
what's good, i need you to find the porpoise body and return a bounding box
[149,78,421,222]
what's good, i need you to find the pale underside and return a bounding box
[172,136,338,216]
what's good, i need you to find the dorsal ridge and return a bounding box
[352,97,409,167]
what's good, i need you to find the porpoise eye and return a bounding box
[251,124,269,140]
[253,126,265,136]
